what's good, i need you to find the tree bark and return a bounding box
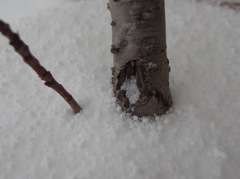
[109,0,172,117]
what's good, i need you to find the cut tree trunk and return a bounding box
[109,0,172,117]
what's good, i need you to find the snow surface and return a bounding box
[0,0,82,24]
[121,76,140,105]
[0,0,240,178]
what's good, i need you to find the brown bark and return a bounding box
[0,19,82,114]
[109,0,172,117]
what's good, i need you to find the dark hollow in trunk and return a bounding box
[109,0,172,117]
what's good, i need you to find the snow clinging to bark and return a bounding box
[121,76,140,104]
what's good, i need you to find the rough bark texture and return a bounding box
[0,19,82,114]
[109,0,172,117]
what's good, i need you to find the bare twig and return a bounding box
[196,0,240,11]
[0,19,82,114]
[220,2,240,11]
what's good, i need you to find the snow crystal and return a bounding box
[148,62,157,68]
[121,76,140,105]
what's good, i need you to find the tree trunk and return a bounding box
[109,0,172,117]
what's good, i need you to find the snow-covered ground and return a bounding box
[0,0,83,23]
[0,0,240,178]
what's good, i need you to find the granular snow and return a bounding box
[121,76,140,105]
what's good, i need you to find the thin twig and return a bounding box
[0,19,82,114]
[220,2,240,11]
[196,0,240,11]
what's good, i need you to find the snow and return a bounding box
[0,0,240,178]
[148,62,157,68]
[0,0,81,23]
[121,76,140,105]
